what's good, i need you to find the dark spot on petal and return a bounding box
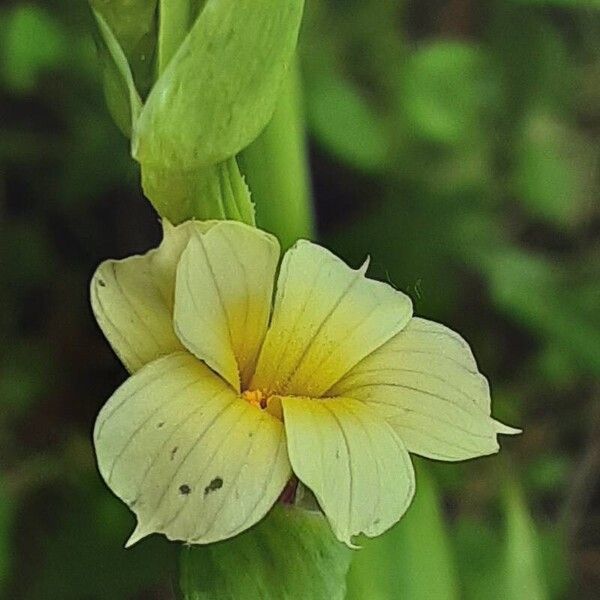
[248,432,254,438]
[204,477,224,496]
[335,450,340,459]
[157,421,165,428]
[97,279,106,287]
[170,446,178,460]
[179,484,191,495]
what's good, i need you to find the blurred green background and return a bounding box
[1,0,599,598]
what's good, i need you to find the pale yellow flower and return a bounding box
[91,220,518,547]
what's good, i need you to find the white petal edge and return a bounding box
[90,220,212,373]
[173,221,280,392]
[329,317,520,462]
[94,351,291,546]
[281,396,415,545]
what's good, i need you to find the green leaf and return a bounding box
[346,461,459,600]
[156,0,193,74]
[453,477,563,600]
[401,41,496,146]
[141,156,255,224]
[90,0,158,96]
[133,0,305,169]
[180,505,352,600]
[477,248,600,374]
[0,5,67,93]
[26,475,176,600]
[538,528,569,600]
[0,478,13,595]
[489,8,573,116]
[513,112,596,228]
[503,482,548,600]
[508,0,600,6]
[93,9,143,136]
[305,71,389,173]
[90,0,157,55]
[453,518,504,600]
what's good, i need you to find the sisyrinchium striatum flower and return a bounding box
[91,220,519,547]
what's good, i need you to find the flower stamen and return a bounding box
[242,389,267,410]
[242,389,283,421]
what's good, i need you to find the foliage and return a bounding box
[0,0,598,598]
[347,462,460,599]
[181,506,352,600]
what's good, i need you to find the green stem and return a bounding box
[157,0,191,76]
[141,157,255,225]
[239,59,315,247]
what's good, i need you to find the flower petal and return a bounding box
[281,396,415,545]
[329,318,520,462]
[251,241,413,397]
[94,352,291,545]
[173,222,280,392]
[90,220,211,373]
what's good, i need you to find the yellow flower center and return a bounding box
[242,389,267,410]
[242,389,283,421]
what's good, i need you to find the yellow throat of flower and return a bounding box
[242,389,282,421]
[242,389,267,409]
